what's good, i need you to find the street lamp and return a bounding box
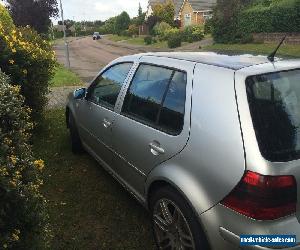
[59,0,70,69]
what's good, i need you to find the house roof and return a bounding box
[187,0,216,11]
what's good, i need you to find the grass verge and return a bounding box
[203,43,300,58]
[106,34,168,49]
[50,65,84,87]
[33,109,155,249]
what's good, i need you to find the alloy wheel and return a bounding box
[153,198,196,250]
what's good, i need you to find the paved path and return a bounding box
[47,85,84,109]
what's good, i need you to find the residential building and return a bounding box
[179,0,216,27]
[145,0,216,27]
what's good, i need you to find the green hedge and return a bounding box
[211,0,300,43]
[182,25,204,43]
[167,32,182,48]
[0,70,50,249]
[239,0,300,33]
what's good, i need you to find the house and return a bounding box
[179,0,216,27]
[145,0,216,27]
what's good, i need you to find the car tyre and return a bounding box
[68,113,84,154]
[149,186,210,250]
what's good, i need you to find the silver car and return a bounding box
[66,52,300,250]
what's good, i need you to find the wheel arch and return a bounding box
[145,165,212,249]
[145,163,214,216]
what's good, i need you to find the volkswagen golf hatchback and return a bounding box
[66,52,300,249]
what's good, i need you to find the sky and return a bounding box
[59,0,148,22]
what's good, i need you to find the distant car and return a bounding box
[66,52,300,250]
[93,32,101,40]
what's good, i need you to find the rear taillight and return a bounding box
[221,171,297,220]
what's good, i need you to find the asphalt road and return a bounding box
[54,37,143,83]
[53,36,214,83]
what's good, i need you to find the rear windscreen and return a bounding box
[246,69,300,162]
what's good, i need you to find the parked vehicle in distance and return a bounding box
[66,52,300,250]
[92,32,101,40]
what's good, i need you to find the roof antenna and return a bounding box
[267,35,287,62]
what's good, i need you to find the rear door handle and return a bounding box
[103,118,111,129]
[149,141,165,155]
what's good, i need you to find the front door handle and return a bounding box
[149,141,165,156]
[103,118,111,129]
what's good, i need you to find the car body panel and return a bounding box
[69,56,139,169]
[201,204,300,250]
[146,63,246,216]
[76,101,116,166]
[110,56,196,197]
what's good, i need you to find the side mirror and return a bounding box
[73,88,86,100]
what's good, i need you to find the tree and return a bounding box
[152,1,175,26]
[7,0,58,34]
[145,15,161,34]
[115,11,130,35]
[99,16,117,34]
[138,2,143,17]
[211,0,251,43]
[137,2,146,25]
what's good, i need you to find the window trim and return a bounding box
[120,62,188,136]
[86,61,134,111]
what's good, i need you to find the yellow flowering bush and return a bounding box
[0,5,56,122]
[0,70,50,249]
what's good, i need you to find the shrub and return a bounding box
[0,5,14,30]
[0,6,56,122]
[238,0,300,33]
[144,36,153,45]
[167,32,182,48]
[204,19,213,34]
[182,25,204,43]
[120,29,130,37]
[153,21,172,40]
[128,24,139,36]
[164,27,181,41]
[0,70,50,249]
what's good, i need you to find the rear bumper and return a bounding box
[200,204,300,250]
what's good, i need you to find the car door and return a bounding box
[76,62,133,168]
[111,56,195,197]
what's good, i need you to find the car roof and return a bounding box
[142,52,272,70]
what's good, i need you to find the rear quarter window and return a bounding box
[246,69,300,162]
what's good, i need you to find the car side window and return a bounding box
[87,62,133,109]
[122,64,187,135]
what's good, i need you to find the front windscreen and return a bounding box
[246,69,300,162]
